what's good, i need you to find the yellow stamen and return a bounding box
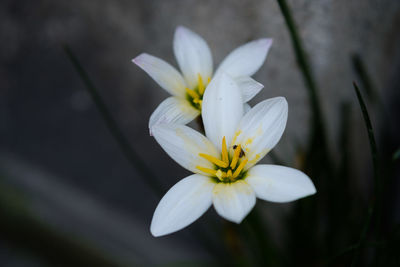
[232,159,248,178]
[226,169,232,178]
[185,87,200,99]
[216,169,226,180]
[221,137,229,164]
[207,77,211,84]
[196,166,217,176]
[198,74,205,95]
[230,145,242,169]
[193,98,202,108]
[199,153,228,168]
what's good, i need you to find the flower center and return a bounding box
[185,74,211,110]
[196,136,248,183]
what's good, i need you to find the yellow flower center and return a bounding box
[185,74,211,110]
[196,136,248,183]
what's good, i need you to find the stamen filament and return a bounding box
[226,169,232,178]
[196,166,217,176]
[198,74,205,95]
[232,159,248,178]
[185,87,200,99]
[230,145,242,169]
[199,153,228,168]
[221,137,229,164]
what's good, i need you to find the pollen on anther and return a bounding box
[232,159,248,178]
[230,144,242,169]
[197,74,205,95]
[221,137,229,164]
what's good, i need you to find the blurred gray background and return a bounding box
[1,0,399,266]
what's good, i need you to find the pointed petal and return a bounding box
[152,123,219,175]
[212,180,256,223]
[151,174,215,237]
[246,164,316,203]
[235,76,264,102]
[235,97,288,169]
[215,38,273,77]
[149,97,199,131]
[173,26,213,89]
[202,74,243,149]
[132,53,186,97]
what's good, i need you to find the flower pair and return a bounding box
[133,26,272,130]
[133,26,316,237]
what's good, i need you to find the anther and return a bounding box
[221,137,229,164]
[196,166,217,176]
[232,159,248,178]
[197,74,205,95]
[199,153,228,168]
[185,87,200,99]
[230,144,242,169]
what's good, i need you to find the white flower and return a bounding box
[132,26,272,131]
[150,74,316,237]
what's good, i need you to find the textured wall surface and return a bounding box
[1,0,399,265]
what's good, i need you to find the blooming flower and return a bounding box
[132,26,272,130]
[150,74,316,237]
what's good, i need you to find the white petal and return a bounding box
[243,103,251,114]
[246,164,316,203]
[235,97,288,169]
[173,26,213,89]
[235,76,264,102]
[149,97,199,131]
[212,180,256,223]
[132,53,186,97]
[215,38,273,77]
[151,174,215,237]
[202,74,243,149]
[152,123,219,175]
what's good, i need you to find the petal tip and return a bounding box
[308,182,317,195]
[217,208,251,224]
[300,181,317,200]
[260,38,273,45]
[175,25,191,37]
[131,53,147,65]
[255,79,264,89]
[150,223,164,237]
[274,96,288,107]
[149,124,161,138]
[256,38,273,51]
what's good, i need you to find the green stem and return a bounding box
[353,82,379,202]
[276,0,326,143]
[350,82,380,266]
[64,46,163,196]
[351,54,378,102]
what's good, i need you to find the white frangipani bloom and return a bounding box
[150,74,316,237]
[132,26,272,130]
